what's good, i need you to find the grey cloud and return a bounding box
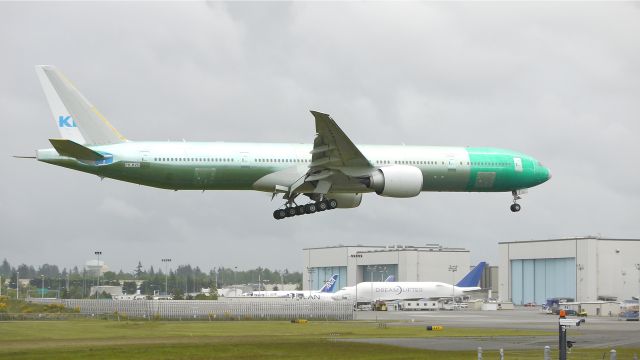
[1,2,638,273]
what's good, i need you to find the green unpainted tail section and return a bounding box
[49,139,105,161]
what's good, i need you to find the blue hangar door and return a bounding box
[510,258,576,305]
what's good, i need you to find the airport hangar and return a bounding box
[499,236,640,305]
[303,236,639,306]
[302,244,497,294]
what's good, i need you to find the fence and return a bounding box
[476,346,638,360]
[26,298,354,321]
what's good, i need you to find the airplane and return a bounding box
[331,262,486,302]
[242,274,338,299]
[29,66,551,219]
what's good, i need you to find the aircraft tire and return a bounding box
[273,209,286,220]
[510,203,521,212]
[286,207,297,217]
[328,199,338,209]
[296,205,306,215]
[304,203,317,214]
[317,200,328,211]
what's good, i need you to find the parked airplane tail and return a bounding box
[456,262,486,288]
[384,275,395,282]
[318,274,339,293]
[35,65,126,146]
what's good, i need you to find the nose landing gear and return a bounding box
[510,190,522,212]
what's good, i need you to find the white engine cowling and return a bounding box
[326,193,362,208]
[365,165,423,198]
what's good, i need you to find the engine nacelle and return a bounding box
[364,165,423,198]
[326,193,362,208]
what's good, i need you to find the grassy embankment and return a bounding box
[1,320,637,360]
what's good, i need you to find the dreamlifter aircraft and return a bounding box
[29,66,551,219]
[332,262,487,302]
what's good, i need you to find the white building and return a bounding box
[85,260,108,276]
[498,236,640,305]
[303,244,472,291]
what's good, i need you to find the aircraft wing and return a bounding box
[254,111,374,197]
[309,111,372,170]
[287,111,373,195]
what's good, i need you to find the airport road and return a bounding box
[348,308,640,351]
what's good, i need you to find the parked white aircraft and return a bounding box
[332,262,486,302]
[242,274,338,299]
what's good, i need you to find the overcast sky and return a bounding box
[1,2,639,275]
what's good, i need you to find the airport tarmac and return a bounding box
[350,308,640,351]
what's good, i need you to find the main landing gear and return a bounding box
[273,199,338,220]
[510,190,521,212]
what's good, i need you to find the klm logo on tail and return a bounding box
[58,115,77,128]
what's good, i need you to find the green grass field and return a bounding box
[0,320,637,359]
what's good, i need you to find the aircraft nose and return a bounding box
[547,168,552,180]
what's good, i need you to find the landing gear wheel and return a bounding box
[327,199,338,209]
[273,209,286,220]
[296,205,306,215]
[304,203,317,214]
[317,200,329,211]
[510,203,521,212]
[286,207,297,217]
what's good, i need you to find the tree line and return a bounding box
[0,259,302,299]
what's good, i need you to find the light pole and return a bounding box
[16,270,19,300]
[448,265,458,305]
[94,251,102,299]
[41,275,44,299]
[635,264,640,302]
[306,267,315,291]
[162,258,172,296]
[234,266,238,286]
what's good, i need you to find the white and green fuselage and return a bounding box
[31,65,551,216]
[37,142,550,193]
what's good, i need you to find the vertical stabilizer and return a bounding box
[35,65,126,145]
[456,262,486,288]
[318,274,339,293]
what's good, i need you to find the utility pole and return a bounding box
[94,251,102,299]
[449,265,458,305]
[162,258,172,296]
[16,271,19,300]
[41,275,44,299]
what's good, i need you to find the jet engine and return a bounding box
[361,165,423,198]
[326,193,362,208]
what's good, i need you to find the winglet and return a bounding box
[456,262,486,288]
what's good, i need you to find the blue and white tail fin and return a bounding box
[456,262,486,289]
[384,275,395,282]
[36,65,126,146]
[318,274,339,293]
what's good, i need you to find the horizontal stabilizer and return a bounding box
[456,262,486,288]
[49,139,104,161]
